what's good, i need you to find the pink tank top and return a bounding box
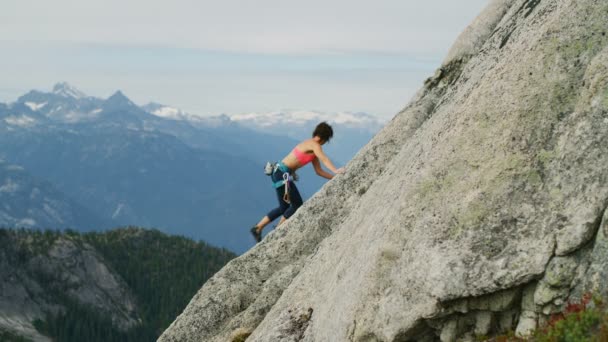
[292,147,316,166]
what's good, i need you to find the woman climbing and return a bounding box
[250,122,345,243]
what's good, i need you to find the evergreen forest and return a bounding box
[1,227,235,342]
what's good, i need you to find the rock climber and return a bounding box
[250,122,345,243]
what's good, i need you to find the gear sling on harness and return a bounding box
[271,162,294,203]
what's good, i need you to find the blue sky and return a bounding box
[1,0,490,120]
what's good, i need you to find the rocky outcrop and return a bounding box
[0,231,139,341]
[159,0,608,341]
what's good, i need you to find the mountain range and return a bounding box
[0,159,108,230]
[0,83,383,253]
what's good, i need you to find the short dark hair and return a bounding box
[312,122,333,142]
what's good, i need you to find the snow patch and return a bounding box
[30,188,41,200]
[64,111,96,122]
[153,106,181,119]
[53,82,87,99]
[49,108,102,123]
[16,218,36,227]
[4,115,37,127]
[230,110,381,129]
[333,112,374,125]
[43,203,64,223]
[112,203,125,219]
[290,110,323,122]
[24,102,47,111]
[0,179,19,193]
[148,105,198,121]
[5,165,24,171]
[62,111,83,123]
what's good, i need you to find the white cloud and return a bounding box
[1,0,490,55]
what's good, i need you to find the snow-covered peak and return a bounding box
[52,82,87,99]
[155,106,182,119]
[105,90,137,109]
[230,110,383,130]
[230,110,309,127]
[332,111,380,126]
[141,103,227,126]
[142,103,189,120]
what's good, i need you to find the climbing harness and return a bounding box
[267,161,295,203]
[270,162,292,187]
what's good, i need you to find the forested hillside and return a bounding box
[0,227,235,341]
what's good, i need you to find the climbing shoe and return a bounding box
[250,226,262,243]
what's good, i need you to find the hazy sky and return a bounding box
[1,0,490,120]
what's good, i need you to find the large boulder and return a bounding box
[159,0,608,340]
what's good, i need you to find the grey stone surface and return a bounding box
[444,0,515,64]
[159,0,608,341]
[474,311,494,336]
[577,209,608,298]
[520,282,537,312]
[498,309,519,333]
[468,288,521,312]
[534,282,568,307]
[515,310,537,338]
[544,256,578,288]
[440,319,458,342]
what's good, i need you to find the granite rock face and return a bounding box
[159,0,608,341]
